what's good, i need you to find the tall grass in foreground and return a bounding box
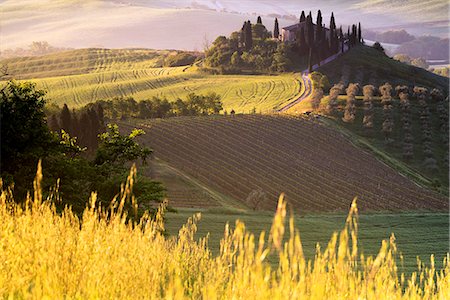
[0,163,448,299]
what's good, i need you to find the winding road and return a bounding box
[276,74,312,112]
[277,45,349,112]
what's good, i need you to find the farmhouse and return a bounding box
[281,21,331,43]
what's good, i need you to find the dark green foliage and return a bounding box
[372,42,385,54]
[1,81,165,215]
[87,93,223,121]
[0,81,59,179]
[273,18,280,39]
[164,52,197,67]
[257,16,262,25]
[245,21,253,51]
[95,124,151,166]
[300,11,306,23]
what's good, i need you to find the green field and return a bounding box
[1,49,302,113]
[166,208,449,274]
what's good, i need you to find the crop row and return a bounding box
[122,115,447,212]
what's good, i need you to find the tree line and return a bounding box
[46,93,223,151]
[1,81,165,215]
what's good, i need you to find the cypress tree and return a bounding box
[47,114,60,132]
[299,27,307,55]
[316,10,323,42]
[300,11,306,22]
[257,16,262,24]
[306,14,314,46]
[330,12,336,31]
[339,26,344,52]
[273,18,280,39]
[245,21,253,51]
[358,22,362,43]
[60,103,72,133]
[240,22,246,48]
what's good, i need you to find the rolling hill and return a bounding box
[120,114,447,213]
[317,45,449,92]
[0,49,303,113]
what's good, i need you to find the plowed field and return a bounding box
[122,115,447,212]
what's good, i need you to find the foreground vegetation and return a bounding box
[0,169,448,298]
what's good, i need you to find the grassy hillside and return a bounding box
[317,45,449,92]
[0,49,302,113]
[121,115,447,213]
[1,48,175,79]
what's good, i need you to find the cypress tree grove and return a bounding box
[273,18,280,39]
[362,85,375,129]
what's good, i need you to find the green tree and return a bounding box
[273,18,280,39]
[94,124,152,166]
[0,81,57,175]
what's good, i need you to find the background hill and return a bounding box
[120,114,447,213]
[0,48,302,112]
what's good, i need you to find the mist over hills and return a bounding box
[1,0,448,51]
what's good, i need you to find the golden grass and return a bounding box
[0,162,448,299]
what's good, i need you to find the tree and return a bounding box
[246,188,267,210]
[362,85,375,129]
[411,57,429,70]
[326,84,342,115]
[245,21,253,51]
[379,83,394,142]
[257,16,262,24]
[273,18,280,39]
[60,103,73,134]
[358,23,362,43]
[393,54,412,64]
[372,42,385,54]
[271,43,292,72]
[0,81,57,175]
[300,11,306,22]
[316,10,323,40]
[230,51,242,67]
[342,83,359,123]
[95,124,152,166]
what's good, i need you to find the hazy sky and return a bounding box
[1,0,448,51]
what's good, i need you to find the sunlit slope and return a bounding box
[122,115,447,213]
[28,69,301,113]
[1,48,173,79]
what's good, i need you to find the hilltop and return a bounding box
[121,115,447,213]
[317,45,449,92]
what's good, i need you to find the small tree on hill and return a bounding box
[379,83,394,143]
[362,85,375,129]
[326,84,343,115]
[246,188,267,210]
[342,83,359,123]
